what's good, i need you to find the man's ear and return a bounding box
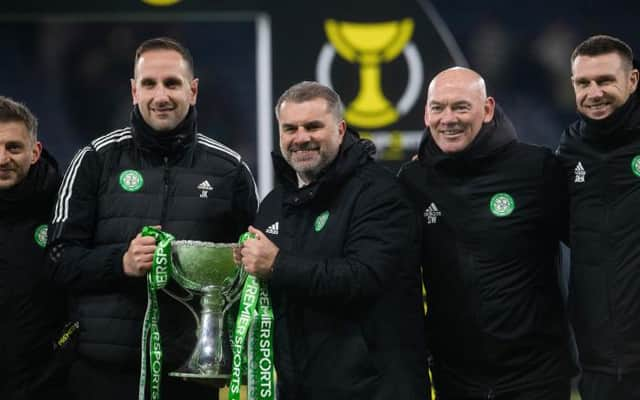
[338,119,347,137]
[190,78,199,105]
[130,78,137,105]
[483,96,496,123]
[629,69,639,93]
[31,141,42,165]
[424,103,431,127]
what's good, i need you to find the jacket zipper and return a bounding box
[160,156,170,226]
[601,153,624,381]
[486,388,495,399]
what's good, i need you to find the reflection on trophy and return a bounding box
[325,18,414,128]
[168,240,246,386]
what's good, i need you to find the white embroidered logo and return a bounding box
[574,162,586,183]
[423,202,441,224]
[265,222,279,235]
[197,180,213,198]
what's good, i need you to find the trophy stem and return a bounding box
[170,286,230,385]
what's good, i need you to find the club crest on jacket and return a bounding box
[119,169,144,192]
[314,211,330,232]
[632,155,640,177]
[489,193,515,217]
[34,224,48,248]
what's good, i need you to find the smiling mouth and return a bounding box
[291,148,319,156]
[440,129,464,137]
[585,103,610,110]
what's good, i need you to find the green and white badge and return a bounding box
[489,193,515,217]
[119,169,144,192]
[34,224,48,248]
[314,210,330,232]
[631,155,640,177]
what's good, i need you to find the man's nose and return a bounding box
[152,85,170,100]
[292,128,311,143]
[0,148,9,164]
[586,82,604,98]
[440,108,457,124]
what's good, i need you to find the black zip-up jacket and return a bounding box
[46,107,257,373]
[398,107,575,397]
[255,131,428,400]
[0,149,66,399]
[556,90,640,376]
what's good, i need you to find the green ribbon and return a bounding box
[138,226,174,400]
[229,233,275,400]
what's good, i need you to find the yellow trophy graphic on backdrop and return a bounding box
[325,19,414,128]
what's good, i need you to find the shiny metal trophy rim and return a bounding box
[168,240,245,386]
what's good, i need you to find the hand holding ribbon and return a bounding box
[229,232,275,400]
[138,226,175,400]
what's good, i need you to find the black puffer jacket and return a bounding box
[255,130,428,400]
[47,107,257,371]
[0,149,66,399]
[556,90,640,376]
[398,107,575,397]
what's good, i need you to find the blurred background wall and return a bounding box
[1,0,637,191]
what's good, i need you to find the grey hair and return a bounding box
[275,81,344,121]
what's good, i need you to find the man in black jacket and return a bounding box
[47,37,258,400]
[0,96,66,399]
[237,81,428,399]
[398,67,575,399]
[556,35,640,400]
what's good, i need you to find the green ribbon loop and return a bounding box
[138,226,175,400]
[229,232,275,400]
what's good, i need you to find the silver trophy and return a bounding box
[168,240,246,386]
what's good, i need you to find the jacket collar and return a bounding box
[130,105,197,164]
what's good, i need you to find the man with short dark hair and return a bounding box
[47,37,258,399]
[0,96,66,399]
[556,34,640,400]
[238,81,428,399]
[398,67,576,399]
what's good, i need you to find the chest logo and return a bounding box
[197,180,214,198]
[423,202,441,224]
[314,211,330,232]
[574,161,586,183]
[34,224,48,248]
[119,169,144,192]
[632,155,640,177]
[265,221,279,235]
[489,193,515,217]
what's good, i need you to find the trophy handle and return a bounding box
[222,266,247,313]
[161,287,201,331]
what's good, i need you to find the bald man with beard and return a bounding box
[398,67,576,399]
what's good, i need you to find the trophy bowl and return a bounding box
[168,240,246,386]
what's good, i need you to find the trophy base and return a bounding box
[169,370,230,387]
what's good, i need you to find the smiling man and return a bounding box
[47,37,258,400]
[398,67,576,399]
[0,96,66,399]
[556,35,640,400]
[238,81,428,399]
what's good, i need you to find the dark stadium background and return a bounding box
[1,1,637,399]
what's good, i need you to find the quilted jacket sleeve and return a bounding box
[46,146,130,293]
